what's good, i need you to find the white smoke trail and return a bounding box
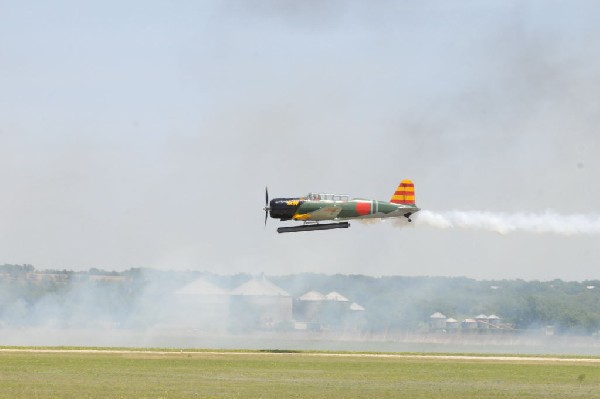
[413,210,600,236]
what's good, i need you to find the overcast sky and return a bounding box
[1,1,599,280]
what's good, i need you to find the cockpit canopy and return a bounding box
[306,193,350,202]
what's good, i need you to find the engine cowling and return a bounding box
[269,198,304,220]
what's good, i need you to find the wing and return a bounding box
[306,206,343,221]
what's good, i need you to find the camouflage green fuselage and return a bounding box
[268,197,419,222]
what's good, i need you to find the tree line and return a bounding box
[0,264,598,334]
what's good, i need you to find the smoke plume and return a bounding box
[414,210,600,236]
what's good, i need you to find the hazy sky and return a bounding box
[1,1,599,280]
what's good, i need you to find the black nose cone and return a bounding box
[269,198,303,220]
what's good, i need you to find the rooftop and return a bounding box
[299,291,326,301]
[175,277,228,296]
[325,291,349,302]
[430,312,447,319]
[230,276,290,297]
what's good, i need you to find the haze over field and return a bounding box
[1,1,599,280]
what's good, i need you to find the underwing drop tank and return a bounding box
[277,222,350,234]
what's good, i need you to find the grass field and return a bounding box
[0,349,598,398]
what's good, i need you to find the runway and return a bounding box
[1,348,599,363]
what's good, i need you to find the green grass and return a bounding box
[0,350,598,398]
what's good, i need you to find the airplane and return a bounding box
[263,180,420,233]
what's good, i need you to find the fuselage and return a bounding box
[269,193,419,222]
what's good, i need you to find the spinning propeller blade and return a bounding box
[264,186,269,226]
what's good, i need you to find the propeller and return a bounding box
[264,186,270,226]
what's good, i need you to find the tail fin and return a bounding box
[390,179,416,205]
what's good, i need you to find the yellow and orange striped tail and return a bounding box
[390,179,416,205]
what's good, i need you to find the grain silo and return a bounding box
[229,276,292,330]
[345,302,366,331]
[462,318,477,331]
[445,318,460,332]
[475,314,489,329]
[295,291,326,322]
[488,314,500,328]
[321,291,351,328]
[429,312,447,331]
[295,290,356,330]
[170,276,230,331]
